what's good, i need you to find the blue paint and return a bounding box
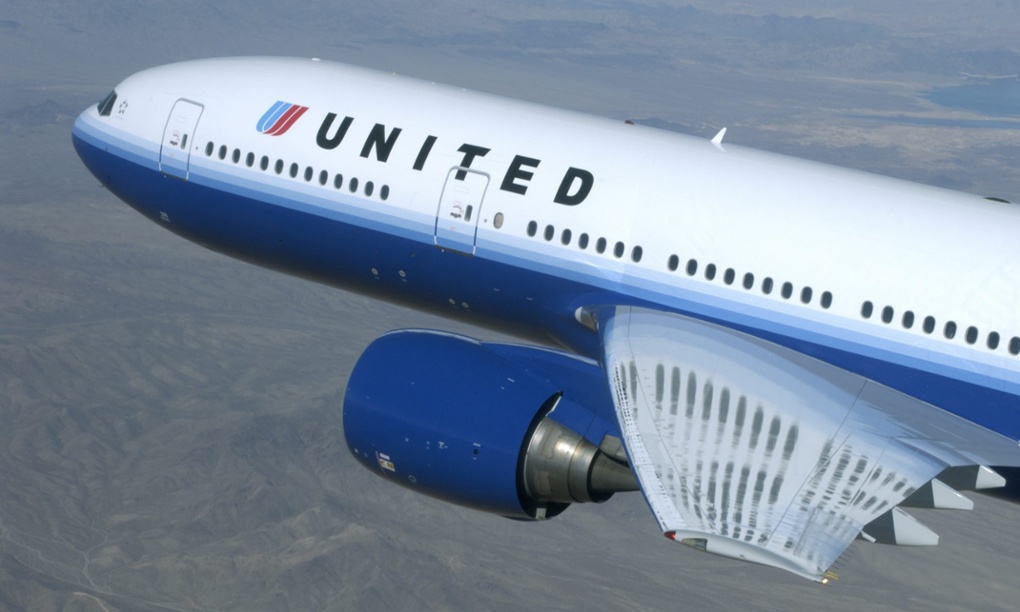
[343,330,596,518]
[486,342,617,445]
[256,101,290,133]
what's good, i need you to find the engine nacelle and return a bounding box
[342,330,636,520]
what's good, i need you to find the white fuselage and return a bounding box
[72,57,1020,439]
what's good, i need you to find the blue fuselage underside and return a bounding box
[72,130,1020,443]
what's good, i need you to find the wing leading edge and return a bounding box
[594,306,1020,582]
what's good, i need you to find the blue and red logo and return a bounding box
[256,101,309,136]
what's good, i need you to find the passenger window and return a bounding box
[334,174,344,189]
[596,238,607,254]
[723,268,735,285]
[232,149,241,164]
[380,185,390,201]
[668,255,679,271]
[988,332,1000,350]
[304,166,313,182]
[205,142,214,156]
[527,221,537,237]
[820,291,832,309]
[861,301,874,319]
[632,246,643,263]
[923,316,935,334]
[289,163,299,178]
[365,181,374,196]
[881,306,893,324]
[1010,337,1020,355]
[743,273,754,290]
[614,242,625,258]
[781,282,793,299]
[218,145,227,160]
[944,321,957,339]
[902,311,914,329]
[260,156,269,171]
[544,225,555,241]
[578,233,589,249]
[686,259,698,276]
[350,177,359,192]
[801,287,812,304]
[246,152,255,167]
[274,159,284,174]
[762,278,773,295]
[965,326,978,345]
[318,170,328,185]
[561,229,572,245]
[705,263,716,280]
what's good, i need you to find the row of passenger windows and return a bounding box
[523,221,831,310]
[526,221,644,262]
[860,301,1020,354]
[204,141,390,201]
[668,255,833,309]
[520,217,1017,356]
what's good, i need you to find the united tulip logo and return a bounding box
[256,101,309,136]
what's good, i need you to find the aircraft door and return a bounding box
[435,167,489,255]
[159,99,204,180]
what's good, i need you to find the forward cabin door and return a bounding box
[159,99,204,180]
[435,167,490,255]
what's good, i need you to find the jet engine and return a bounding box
[342,330,637,519]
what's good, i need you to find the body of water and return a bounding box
[925,79,1020,117]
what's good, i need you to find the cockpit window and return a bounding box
[97,90,118,116]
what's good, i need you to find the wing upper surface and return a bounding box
[596,306,1020,581]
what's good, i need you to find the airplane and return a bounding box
[72,57,1020,584]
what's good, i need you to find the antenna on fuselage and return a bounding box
[711,127,727,147]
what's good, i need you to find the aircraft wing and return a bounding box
[596,305,1020,582]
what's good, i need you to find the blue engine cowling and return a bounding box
[342,330,636,520]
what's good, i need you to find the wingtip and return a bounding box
[666,529,829,582]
